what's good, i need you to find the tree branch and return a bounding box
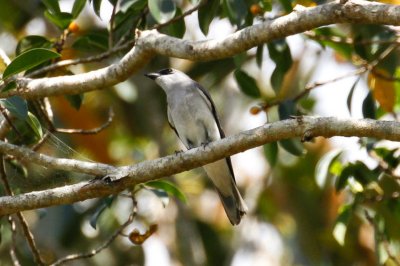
[0,116,400,215]
[4,0,400,99]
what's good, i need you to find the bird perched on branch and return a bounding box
[145,68,247,225]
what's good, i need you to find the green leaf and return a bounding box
[2,81,17,92]
[346,77,360,115]
[89,196,115,229]
[16,35,52,55]
[72,0,87,18]
[161,9,186,38]
[333,205,352,246]
[278,100,296,120]
[315,149,342,188]
[65,94,84,110]
[44,11,74,30]
[148,0,176,23]
[27,112,43,139]
[335,161,378,191]
[278,0,292,13]
[112,0,147,41]
[198,0,220,35]
[92,0,102,17]
[264,142,278,167]
[256,45,264,68]
[2,48,60,80]
[72,32,109,52]
[313,27,353,60]
[362,91,376,119]
[268,39,293,93]
[146,180,187,203]
[108,0,118,5]
[234,69,261,98]
[223,0,248,28]
[279,139,304,156]
[1,96,28,120]
[42,0,61,14]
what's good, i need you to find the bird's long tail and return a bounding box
[216,181,247,225]
[203,159,247,225]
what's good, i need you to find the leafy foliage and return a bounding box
[1,0,400,265]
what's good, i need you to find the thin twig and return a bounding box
[31,108,114,152]
[305,31,400,45]
[50,201,137,266]
[152,0,205,30]
[260,43,400,110]
[260,66,367,110]
[55,108,114,135]
[26,40,135,78]
[0,157,45,265]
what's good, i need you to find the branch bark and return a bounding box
[4,0,400,99]
[1,116,400,215]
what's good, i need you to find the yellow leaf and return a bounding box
[377,0,400,4]
[128,224,158,245]
[293,0,317,7]
[367,69,396,113]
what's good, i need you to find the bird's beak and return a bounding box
[144,72,160,80]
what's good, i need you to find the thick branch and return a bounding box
[0,117,400,215]
[5,0,400,99]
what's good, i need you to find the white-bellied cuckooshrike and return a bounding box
[145,68,247,225]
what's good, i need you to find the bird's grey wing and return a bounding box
[167,106,180,138]
[194,82,236,183]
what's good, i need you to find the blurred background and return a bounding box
[1,0,400,265]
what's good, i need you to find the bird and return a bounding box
[145,68,247,225]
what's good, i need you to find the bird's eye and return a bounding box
[159,68,173,75]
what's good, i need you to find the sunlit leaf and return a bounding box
[234,69,261,98]
[146,180,187,203]
[279,139,304,156]
[315,149,342,188]
[333,205,352,246]
[72,0,87,18]
[2,48,60,80]
[1,96,28,120]
[148,0,176,23]
[264,142,278,167]
[27,112,43,139]
[368,69,396,113]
